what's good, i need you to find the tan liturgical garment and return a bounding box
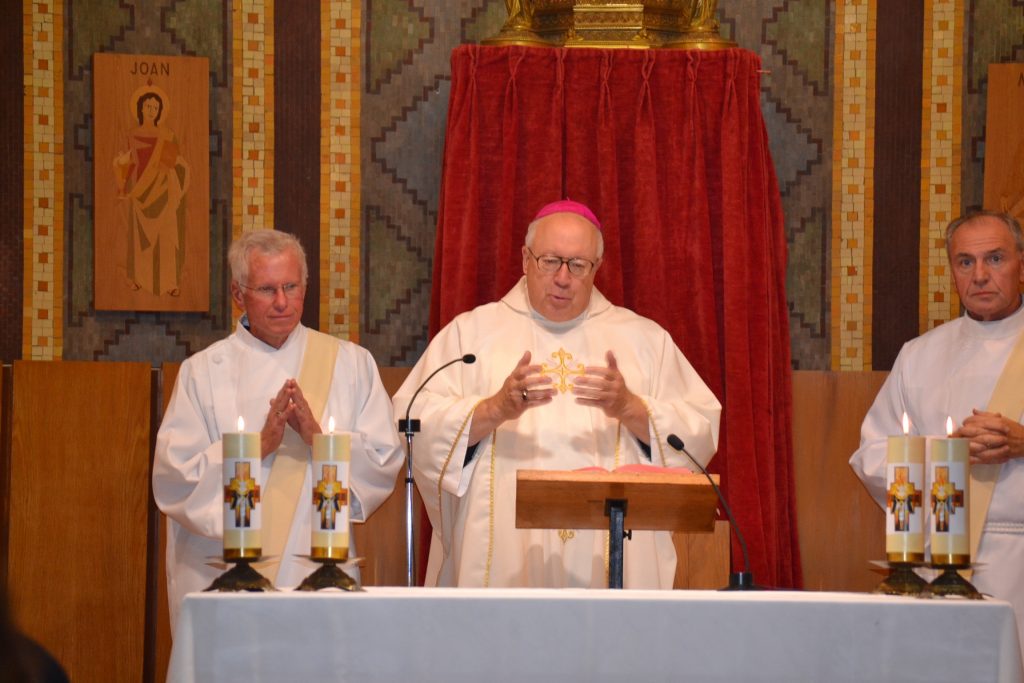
[262,329,339,582]
[968,330,1024,569]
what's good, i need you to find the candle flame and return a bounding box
[901,412,909,435]
[946,416,954,437]
[237,416,245,432]
[328,416,335,433]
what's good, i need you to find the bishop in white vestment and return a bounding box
[154,231,403,629]
[851,212,1024,657]
[394,200,721,589]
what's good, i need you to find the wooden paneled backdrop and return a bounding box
[0,363,882,683]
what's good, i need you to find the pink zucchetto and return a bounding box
[532,199,602,231]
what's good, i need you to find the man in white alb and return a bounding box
[851,211,1024,652]
[154,230,403,629]
[393,200,721,589]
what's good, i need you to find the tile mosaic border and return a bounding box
[320,0,360,341]
[831,0,876,371]
[919,0,963,332]
[22,1,63,361]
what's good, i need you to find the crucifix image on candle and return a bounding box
[310,417,351,561]
[929,417,969,560]
[874,412,928,596]
[927,417,981,598]
[298,417,361,592]
[885,413,925,563]
[222,416,262,560]
[206,416,274,593]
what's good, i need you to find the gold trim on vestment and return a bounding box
[643,401,666,466]
[485,434,497,587]
[968,329,1024,572]
[436,401,484,564]
[263,330,339,584]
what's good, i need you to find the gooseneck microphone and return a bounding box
[667,434,759,590]
[399,354,476,433]
[398,353,476,586]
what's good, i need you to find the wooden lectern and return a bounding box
[516,469,720,588]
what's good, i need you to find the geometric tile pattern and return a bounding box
[919,0,963,332]
[830,0,875,371]
[359,1,488,366]
[320,0,360,341]
[18,1,1024,371]
[233,0,274,241]
[962,2,1024,219]
[22,1,64,360]
[759,0,834,370]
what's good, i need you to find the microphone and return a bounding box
[667,434,760,590]
[399,354,476,434]
[397,353,475,587]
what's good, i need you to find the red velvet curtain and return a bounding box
[430,45,800,588]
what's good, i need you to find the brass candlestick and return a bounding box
[204,557,275,593]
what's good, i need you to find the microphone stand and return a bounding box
[397,354,475,587]
[397,417,420,588]
[667,434,760,590]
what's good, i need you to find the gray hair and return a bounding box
[524,216,605,260]
[945,211,1024,257]
[228,230,309,285]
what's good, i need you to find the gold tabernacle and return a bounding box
[482,1,736,50]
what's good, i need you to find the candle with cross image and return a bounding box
[310,416,352,561]
[885,413,925,563]
[222,416,262,559]
[929,417,970,566]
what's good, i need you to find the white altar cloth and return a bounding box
[168,587,1023,682]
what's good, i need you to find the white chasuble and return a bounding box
[394,278,721,589]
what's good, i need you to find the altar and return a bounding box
[168,587,1023,682]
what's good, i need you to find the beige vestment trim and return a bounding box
[969,328,1024,567]
[262,330,339,582]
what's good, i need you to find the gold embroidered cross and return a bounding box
[558,529,576,544]
[540,348,586,393]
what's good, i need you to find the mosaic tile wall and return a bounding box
[233,0,274,239]
[963,2,1024,215]
[321,1,362,341]
[830,0,874,371]
[5,1,1024,370]
[360,0,840,368]
[23,2,64,361]
[59,0,234,363]
[920,0,964,332]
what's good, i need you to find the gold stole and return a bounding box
[968,329,1024,568]
[262,329,339,583]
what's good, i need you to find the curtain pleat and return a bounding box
[430,45,801,588]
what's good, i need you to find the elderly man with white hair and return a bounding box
[394,200,721,589]
[154,230,403,629]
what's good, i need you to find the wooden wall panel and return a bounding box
[792,370,888,591]
[153,363,178,683]
[8,361,151,683]
[674,520,729,589]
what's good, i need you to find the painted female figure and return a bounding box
[113,88,190,296]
